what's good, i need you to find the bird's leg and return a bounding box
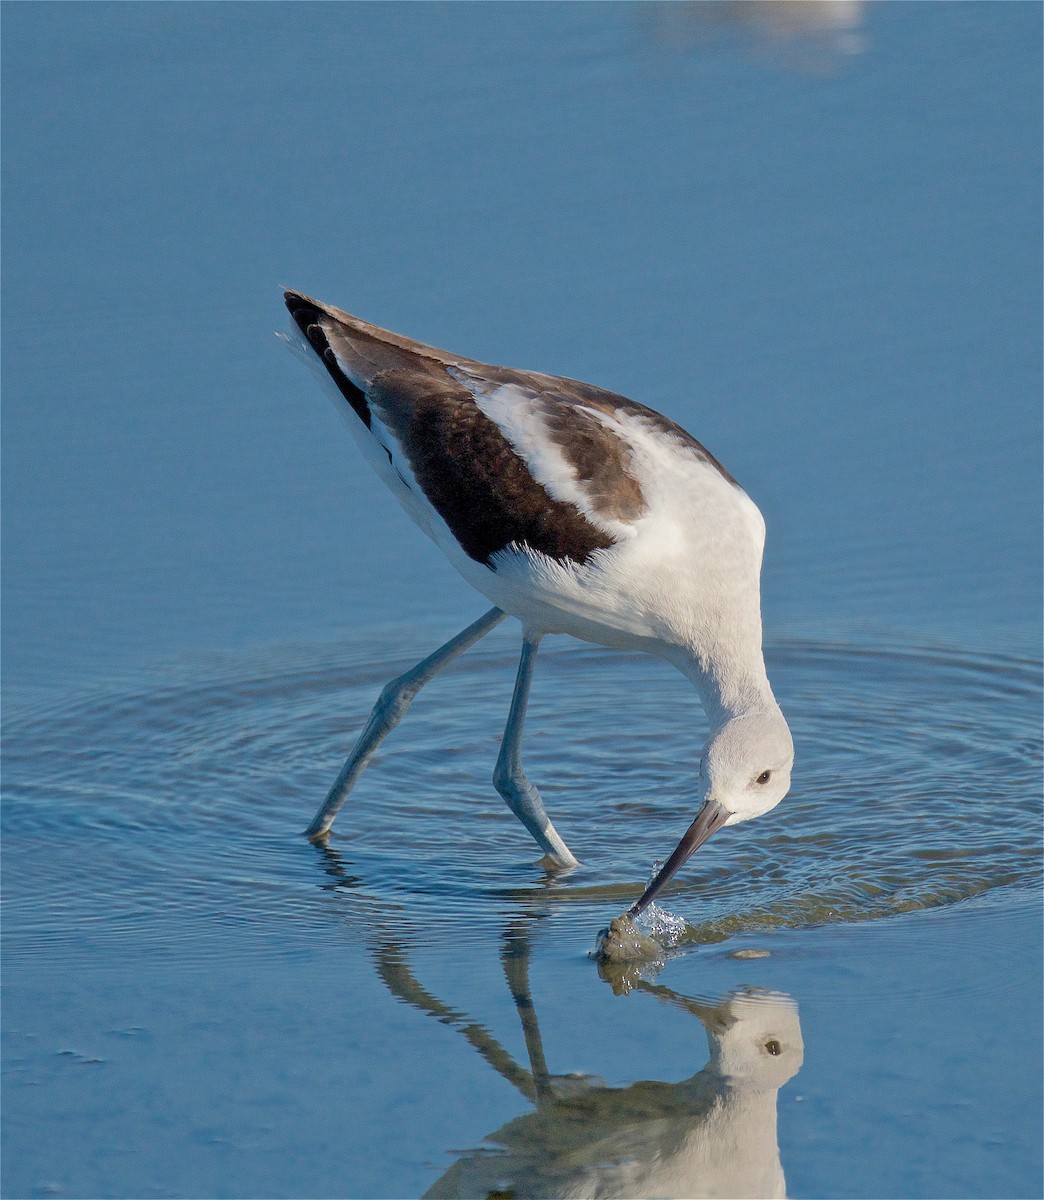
[372,938,537,1103]
[493,636,579,867]
[501,922,555,1105]
[305,607,507,840]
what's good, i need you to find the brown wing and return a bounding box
[284,290,621,566]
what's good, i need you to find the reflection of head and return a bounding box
[698,989,804,1089]
[423,975,804,1200]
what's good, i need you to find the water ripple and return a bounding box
[3,635,1040,965]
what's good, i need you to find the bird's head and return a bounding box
[629,705,793,916]
[702,706,794,822]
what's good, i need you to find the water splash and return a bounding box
[633,875,688,948]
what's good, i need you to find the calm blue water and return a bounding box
[3,3,1041,1198]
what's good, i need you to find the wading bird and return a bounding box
[283,291,793,915]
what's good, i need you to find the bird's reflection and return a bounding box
[372,919,803,1200]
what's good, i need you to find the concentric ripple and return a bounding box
[2,631,1040,965]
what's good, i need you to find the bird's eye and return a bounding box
[756,770,772,785]
[764,1039,782,1056]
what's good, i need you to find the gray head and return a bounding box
[630,705,793,916]
[702,705,794,824]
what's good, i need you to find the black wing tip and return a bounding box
[283,288,319,322]
[283,290,371,429]
[282,291,334,361]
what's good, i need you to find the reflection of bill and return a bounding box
[375,927,804,1200]
[646,0,866,68]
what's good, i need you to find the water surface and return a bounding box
[4,631,1041,1196]
[3,3,1041,1198]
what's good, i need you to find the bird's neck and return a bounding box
[670,642,777,729]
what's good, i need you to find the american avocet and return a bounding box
[283,291,793,915]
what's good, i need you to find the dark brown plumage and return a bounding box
[287,291,625,566]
